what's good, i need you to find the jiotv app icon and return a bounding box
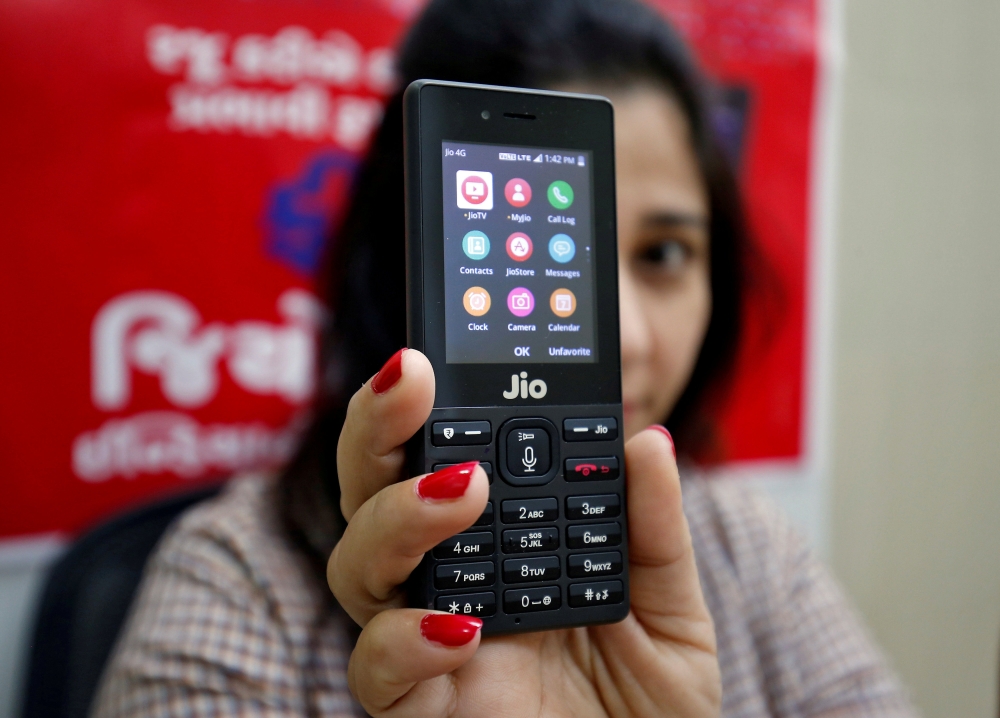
[456,170,493,210]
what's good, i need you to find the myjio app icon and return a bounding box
[507,287,535,317]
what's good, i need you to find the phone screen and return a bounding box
[441,141,596,365]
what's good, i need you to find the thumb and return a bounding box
[620,427,715,642]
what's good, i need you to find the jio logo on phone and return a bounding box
[507,287,535,317]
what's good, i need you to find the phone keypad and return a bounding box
[434,561,495,590]
[505,427,551,477]
[501,498,558,524]
[504,586,561,613]
[502,556,561,583]
[566,522,622,550]
[463,501,495,530]
[435,592,497,617]
[565,456,619,482]
[433,531,494,559]
[432,421,492,446]
[568,580,624,608]
[566,551,622,579]
[502,527,559,554]
[563,417,618,442]
[565,494,620,520]
[435,461,494,484]
[415,410,627,634]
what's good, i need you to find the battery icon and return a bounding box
[577,155,586,167]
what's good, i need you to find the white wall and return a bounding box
[831,1,1000,716]
[0,538,65,718]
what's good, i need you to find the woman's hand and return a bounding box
[327,349,720,717]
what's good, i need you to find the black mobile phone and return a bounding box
[403,80,628,635]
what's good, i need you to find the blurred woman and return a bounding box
[93,1,915,716]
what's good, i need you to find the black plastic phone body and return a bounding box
[403,80,628,635]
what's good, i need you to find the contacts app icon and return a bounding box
[462,231,490,260]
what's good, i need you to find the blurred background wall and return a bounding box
[831,0,1000,715]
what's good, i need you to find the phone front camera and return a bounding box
[481,110,490,120]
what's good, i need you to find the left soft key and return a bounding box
[432,421,492,446]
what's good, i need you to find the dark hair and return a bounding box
[281,0,751,558]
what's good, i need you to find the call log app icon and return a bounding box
[456,171,493,209]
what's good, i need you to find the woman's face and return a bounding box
[604,87,712,440]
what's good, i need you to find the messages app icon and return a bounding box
[548,234,576,263]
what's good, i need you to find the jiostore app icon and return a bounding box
[456,170,493,209]
[506,232,533,262]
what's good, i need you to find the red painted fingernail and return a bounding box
[371,348,406,394]
[416,461,478,501]
[420,613,482,647]
[648,425,676,460]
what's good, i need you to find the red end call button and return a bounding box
[565,456,619,481]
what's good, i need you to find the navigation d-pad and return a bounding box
[506,427,551,478]
[497,418,559,487]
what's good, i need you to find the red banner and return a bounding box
[0,0,819,540]
[657,0,818,462]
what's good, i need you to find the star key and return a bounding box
[435,592,497,617]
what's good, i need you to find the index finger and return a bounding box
[337,348,435,520]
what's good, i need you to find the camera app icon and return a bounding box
[463,286,491,317]
[507,287,535,318]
